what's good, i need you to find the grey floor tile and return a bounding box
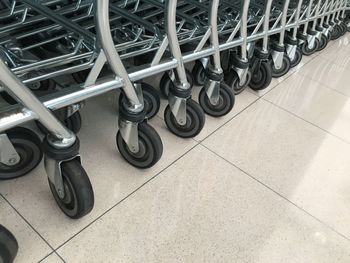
[58,145,350,263]
[0,196,52,263]
[0,92,197,248]
[263,73,350,143]
[203,99,350,239]
[295,56,350,97]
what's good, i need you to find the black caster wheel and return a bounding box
[301,38,320,56]
[340,23,347,36]
[0,225,18,263]
[192,60,206,86]
[271,54,291,78]
[72,68,111,84]
[116,122,163,169]
[37,111,82,135]
[72,70,90,84]
[290,47,303,68]
[64,111,82,134]
[49,159,94,219]
[330,25,341,40]
[27,78,56,93]
[159,69,193,99]
[249,61,272,91]
[0,92,17,105]
[343,23,348,34]
[225,69,252,95]
[317,34,329,52]
[330,28,337,40]
[0,79,55,105]
[336,25,343,38]
[141,83,161,120]
[0,127,43,180]
[198,82,235,117]
[119,83,160,120]
[164,98,205,138]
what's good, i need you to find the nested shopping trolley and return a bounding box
[0,0,349,219]
[0,0,237,218]
[0,0,169,218]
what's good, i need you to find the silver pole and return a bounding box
[240,0,251,60]
[209,0,222,72]
[263,0,274,51]
[95,0,143,112]
[0,59,76,149]
[165,0,189,88]
[279,0,291,45]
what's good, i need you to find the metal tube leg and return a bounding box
[240,1,249,61]
[0,58,79,201]
[262,0,274,52]
[95,0,143,153]
[0,133,20,166]
[165,0,190,125]
[209,0,222,74]
[235,0,251,86]
[95,1,143,111]
[0,59,76,149]
[203,0,223,105]
[271,0,291,69]
[279,0,291,45]
[292,0,304,40]
[166,0,190,87]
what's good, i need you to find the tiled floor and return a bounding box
[1,35,350,263]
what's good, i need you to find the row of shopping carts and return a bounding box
[0,0,349,220]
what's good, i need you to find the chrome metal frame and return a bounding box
[0,0,348,173]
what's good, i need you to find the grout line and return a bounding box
[52,142,201,252]
[262,98,350,145]
[37,251,66,263]
[37,252,53,263]
[195,95,261,143]
[0,193,56,257]
[200,143,350,243]
[54,251,67,263]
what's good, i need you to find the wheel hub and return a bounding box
[177,114,192,129]
[0,147,25,170]
[129,140,147,158]
[210,95,224,109]
[253,70,262,81]
[29,82,41,90]
[61,182,73,204]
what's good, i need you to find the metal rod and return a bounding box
[0,59,76,148]
[95,0,143,112]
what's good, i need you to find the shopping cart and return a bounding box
[0,0,348,220]
[295,0,327,55]
[218,0,257,94]
[159,0,236,117]
[266,0,294,78]
[317,0,348,42]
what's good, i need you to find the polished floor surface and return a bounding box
[1,35,350,263]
